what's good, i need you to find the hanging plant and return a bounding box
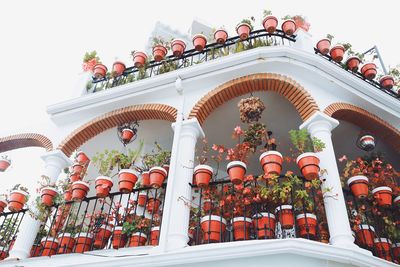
[237,96,265,123]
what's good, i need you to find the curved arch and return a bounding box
[188,73,320,125]
[0,133,53,153]
[324,103,400,152]
[58,104,177,156]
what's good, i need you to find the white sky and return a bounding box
[0,0,399,195]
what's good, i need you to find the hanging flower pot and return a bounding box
[0,158,11,172]
[192,34,207,51]
[316,39,331,55]
[121,128,135,143]
[275,205,294,229]
[129,232,147,247]
[356,225,375,247]
[214,28,228,44]
[194,165,213,188]
[70,173,82,183]
[171,39,186,57]
[262,16,278,33]
[93,225,113,249]
[227,161,247,185]
[30,244,42,257]
[281,19,296,35]
[346,56,361,72]
[112,61,126,76]
[95,176,113,198]
[138,192,147,206]
[93,64,107,79]
[252,213,276,239]
[296,213,317,237]
[361,63,377,80]
[71,181,90,202]
[75,232,93,253]
[372,186,392,207]
[142,171,150,187]
[146,198,161,214]
[235,23,252,40]
[238,96,266,123]
[392,243,400,260]
[374,238,392,261]
[149,167,167,188]
[41,237,59,256]
[76,151,90,165]
[329,44,345,63]
[259,151,283,177]
[152,45,168,62]
[40,187,58,207]
[118,169,138,193]
[232,217,252,240]
[112,226,127,249]
[8,190,29,212]
[150,226,160,246]
[0,198,8,214]
[394,196,400,205]
[132,51,147,68]
[0,246,7,260]
[203,199,213,213]
[357,135,375,151]
[72,163,84,175]
[379,75,395,90]
[296,152,320,180]
[200,215,227,243]
[347,176,369,199]
[57,233,75,254]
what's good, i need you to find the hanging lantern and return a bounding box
[356,132,376,151]
[117,121,139,146]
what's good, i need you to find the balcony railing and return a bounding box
[0,209,26,260]
[88,29,296,93]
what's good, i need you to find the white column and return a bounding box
[8,150,72,260]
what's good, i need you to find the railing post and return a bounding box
[7,150,72,260]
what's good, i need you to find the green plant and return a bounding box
[263,10,272,17]
[83,51,101,64]
[152,36,170,49]
[33,227,48,245]
[0,217,19,247]
[289,129,325,156]
[158,60,177,74]
[141,142,171,170]
[239,17,255,31]
[243,122,268,153]
[326,34,334,42]
[282,15,293,20]
[1,155,11,163]
[196,138,210,165]
[122,215,149,236]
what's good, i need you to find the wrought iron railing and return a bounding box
[0,209,26,260]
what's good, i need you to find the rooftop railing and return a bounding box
[0,209,26,260]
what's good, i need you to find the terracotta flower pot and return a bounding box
[379,75,395,90]
[70,173,81,183]
[194,165,213,188]
[93,225,113,249]
[275,205,294,229]
[232,217,252,240]
[162,164,170,175]
[358,135,375,151]
[394,196,400,205]
[214,28,228,44]
[252,213,276,239]
[150,226,160,246]
[235,23,252,40]
[0,198,8,214]
[392,243,400,260]
[40,187,58,207]
[347,176,369,199]
[95,176,113,198]
[200,215,227,243]
[152,45,168,62]
[72,163,84,175]
[121,128,135,143]
[374,238,392,261]
[192,34,207,51]
[361,63,377,80]
[57,233,75,254]
[316,39,331,55]
[132,51,147,68]
[0,246,8,260]
[227,161,247,185]
[146,198,161,214]
[138,192,147,206]
[346,56,361,72]
[74,233,93,253]
[118,169,138,193]
[171,39,186,57]
[30,244,42,257]
[41,237,59,256]
[259,151,283,178]
[129,232,147,247]
[149,167,167,188]
[76,151,90,165]
[262,16,278,33]
[142,171,150,187]
[329,44,345,63]
[203,199,213,213]
[356,225,375,247]
[319,229,330,244]
[112,226,127,249]
[372,186,392,207]
[296,213,317,237]
[93,64,107,79]
[281,19,296,35]
[8,190,29,212]
[0,159,11,172]
[296,152,320,180]
[112,61,126,76]
[71,181,90,202]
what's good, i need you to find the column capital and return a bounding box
[299,111,339,134]
[172,118,205,139]
[40,150,73,168]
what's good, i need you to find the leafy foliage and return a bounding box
[289,129,325,155]
[141,142,171,170]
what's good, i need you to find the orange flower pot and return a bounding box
[214,29,228,44]
[235,23,251,40]
[379,75,395,90]
[121,128,135,143]
[227,161,247,185]
[281,19,296,35]
[118,169,138,193]
[142,171,150,187]
[8,190,29,212]
[149,167,167,188]
[74,233,93,253]
[347,176,369,199]
[200,215,227,243]
[0,159,11,172]
[0,247,7,260]
[392,243,400,260]
[329,44,345,63]
[70,173,81,183]
[30,244,42,257]
[275,205,294,229]
[346,56,361,72]
[252,213,276,239]
[95,176,113,198]
[71,181,90,202]
[152,45,168,62]
[113,61,126,76]
[40,187,58,207]
[72,164,84,175]
[41,237,59,256]
[137,192,147,206]
[192,34,207,51]
[262,16,278,33]
[372,186,392,207]
[57,233,75,254]
[93,64,107,79]
[374,238,392,261]
[132,51,147,68]
[146,198,161,214]
[112,226,127,249]
[259,151,283,178]
[394,196,400,205]
[64,190,72,202]
[150,226,160,246]
[129,232,147,247]
[162,164,170,175]
[296,152,320,180]
[76,151,90,165]
[356,225,375,247]
[171,39,186,57]
[361,63,377,80]
[296,213,317,237]
[316,39,331,55]
[232,217,252,240]
[203,199,213,213]
[194,165,213,188]
[93,225,113,249]
[0,199,8,214]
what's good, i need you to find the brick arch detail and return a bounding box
[324,103,400,153]
[58,104,177,156]
[188,73,320,125]
[0,133,53,153]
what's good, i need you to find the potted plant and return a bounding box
[71,181,90,202]
[252,212,276,239]
[93,63,108,79]
[92,220,114,249]
[0,195,8,214]
[281,15,296,35]
[74,228,93,253]
[146,197,161,214]
[361,62,377,80]
[137,191,148,206]
[236,18,254,40]
[296,213,317,237]
[194,139,214,188]
[131,50,148,68]
[341,157,369,199]
[37,175,59,207]
[329,44,345,63]
[292,15,310,32]
[57,216,78,254]
[142,142,171,188]
[356,224,375,247]
[8,184,29,212]
[374,238,392,261]
[214,27,228,44]
[289,129,325,180]
[238,96,265,123]
[262,10,278,33]
[75,151,90,165]
[122,215,150,247]
[112,61,126,77]
[82,51,100,72]
[30,227,47,257]
[192,34,207,52]
[0,155,11,172]
[152,37,169,62]
[150,214,161,246]
[379,75,395,90]
[316,34,333,55]
[171,39,186,57]
[200,214,227,243]
[341,43,364,72]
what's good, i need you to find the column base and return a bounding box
[7,248,29,260]
[330,235,372,256]
[165,233,189,252]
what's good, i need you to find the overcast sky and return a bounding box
[0,0,399,195]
